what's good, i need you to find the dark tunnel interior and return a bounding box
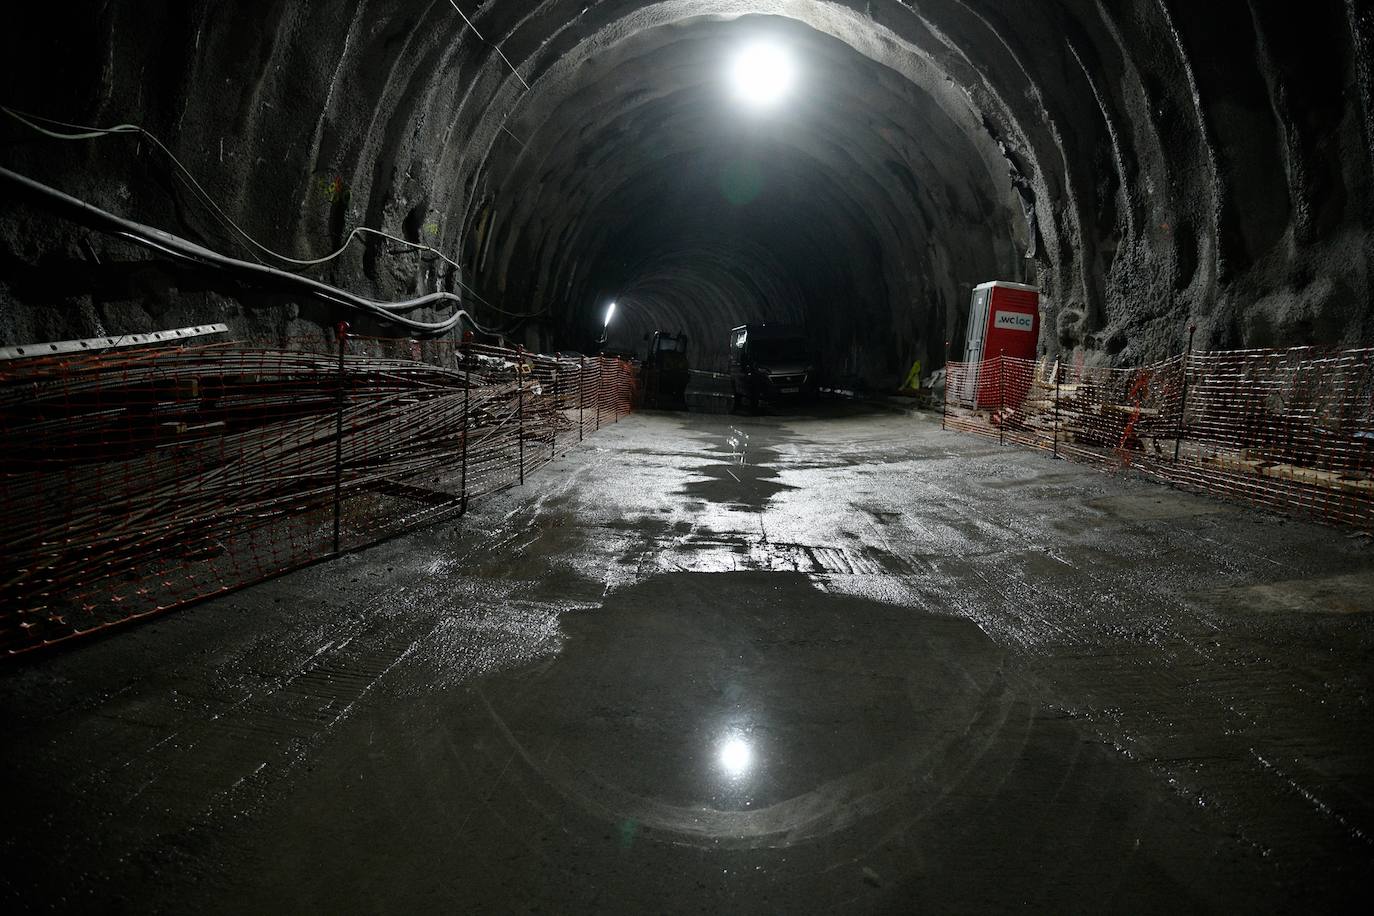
[4,4,1374,912]
[3,1,1372,382]
[470,13,1020,377]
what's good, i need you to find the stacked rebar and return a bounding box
[0,338,635,654]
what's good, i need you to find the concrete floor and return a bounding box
[3,404,1372,913]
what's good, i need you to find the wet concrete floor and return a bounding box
[3,404,1372,912]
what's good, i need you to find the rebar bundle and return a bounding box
[0,338,635,655]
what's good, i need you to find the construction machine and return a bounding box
[728,324,817,412]
[641,331,690,409]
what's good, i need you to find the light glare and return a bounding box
[730,41,795,108]
[604,301,617,327]
[718,736,752,777]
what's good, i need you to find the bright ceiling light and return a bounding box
[730,41,795,108]
[718,735,753,777]
[604,301,617,327]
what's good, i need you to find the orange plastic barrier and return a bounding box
[945,347,1374,530]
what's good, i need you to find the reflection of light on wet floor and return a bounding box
[727,428,749,463]
[718,735,753,778]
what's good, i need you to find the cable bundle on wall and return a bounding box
[0,164,477,335]
[0,106,548,330]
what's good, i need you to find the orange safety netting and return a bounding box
[0,335,635,655]
[945,347,1374,529]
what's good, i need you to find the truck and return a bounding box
[728,324,817,412]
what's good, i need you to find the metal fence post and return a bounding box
[517,346,525,485]
[1174,323,1196,463]
[1361,350,1373,481]
[579,356,585,442]
[1053,358,1061,459]
[331,320,349,554]
[460,341,470,515]
[942,338,949,431]
[596,358,602,431]
[998,348,1006,447]
[551,366,558,459]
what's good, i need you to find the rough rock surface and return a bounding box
[2,1,1371,383]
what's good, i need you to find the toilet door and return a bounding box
[961,286,990,401]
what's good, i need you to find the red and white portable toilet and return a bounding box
[959,281,1041,407]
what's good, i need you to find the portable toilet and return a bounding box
[959,281,1041,407]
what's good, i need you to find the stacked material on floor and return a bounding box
[944,346,1374,530]
[0,337,636,654]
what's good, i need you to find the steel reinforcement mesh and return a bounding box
[945,347,1374,529]
[0,336,636,655]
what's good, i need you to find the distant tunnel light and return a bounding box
[730,41,796,108]
[604,301,617,327]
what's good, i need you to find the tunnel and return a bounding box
[1,2,1373,912]
[5,1,1372,375]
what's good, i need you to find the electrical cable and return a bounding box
[0,164,505,336]
[445,1,532,91]
[0,105,548,320]
[111,230,470,334]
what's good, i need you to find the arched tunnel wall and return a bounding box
[2,1,1372,386]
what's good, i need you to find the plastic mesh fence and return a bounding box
[945,347,1374,530]
[0,336,636,655]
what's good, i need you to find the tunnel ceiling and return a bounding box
[2,1,1372,380]
[473,10,1022,373]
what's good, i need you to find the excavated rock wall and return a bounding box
[1,1,1370,385]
